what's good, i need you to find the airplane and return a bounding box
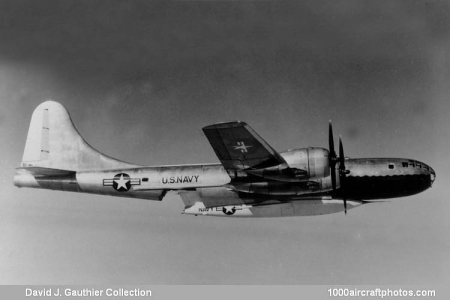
[13,101,436,217]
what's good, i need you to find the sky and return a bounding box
[1,0,449,286]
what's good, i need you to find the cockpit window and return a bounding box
[388,164,394,169]
[402,162,408,167]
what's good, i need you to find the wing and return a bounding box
[202,121,287,171]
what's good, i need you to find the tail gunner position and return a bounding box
[13,101,435,218]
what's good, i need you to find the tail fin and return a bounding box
[19,100,140,171]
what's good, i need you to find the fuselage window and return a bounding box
[388,164,394,169]
[142,178,149,182]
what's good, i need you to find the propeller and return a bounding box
[328,122,350,214]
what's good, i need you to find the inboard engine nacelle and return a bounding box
[281,147,331,180]
[243,147,331,183]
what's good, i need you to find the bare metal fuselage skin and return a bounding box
[14,157,435,202]
[13,101,435,218]
[338,158,434,200]
[14,156,435,217]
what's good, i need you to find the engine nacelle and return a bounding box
[280,147,330,180]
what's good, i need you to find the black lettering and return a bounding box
[164,175,199,184]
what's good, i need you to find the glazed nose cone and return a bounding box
[429,166,436,186]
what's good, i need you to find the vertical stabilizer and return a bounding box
[20,101,140,171]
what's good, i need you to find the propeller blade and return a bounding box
[339,136,347,215]
[329,121,336,190]
[329,121,335,158]
[331,169,336,191]
[339,136,345,171]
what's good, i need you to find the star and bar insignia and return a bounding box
[103,173,140,192]
[222,206,237,215]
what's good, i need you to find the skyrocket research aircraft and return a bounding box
[13,101,436,217]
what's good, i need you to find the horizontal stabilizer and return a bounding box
[16,167,75,177]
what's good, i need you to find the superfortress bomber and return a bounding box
[13,101,436,217]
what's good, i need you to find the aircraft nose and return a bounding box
[420,162,436,186]
[429,166,436,186]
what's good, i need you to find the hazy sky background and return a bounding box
[1,0,449,285]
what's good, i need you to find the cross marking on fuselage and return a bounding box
[233,141,252,153]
